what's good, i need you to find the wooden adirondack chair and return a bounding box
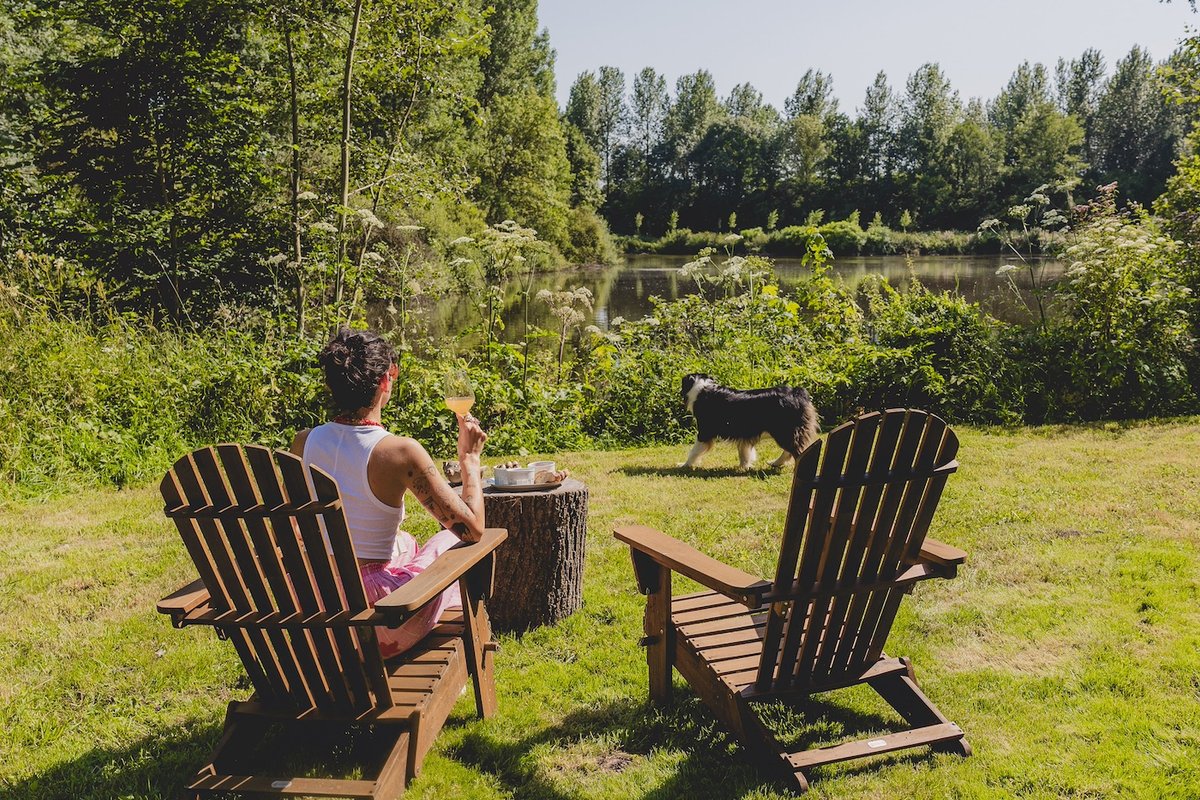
[615,409,970,792]
[156,444,506,799]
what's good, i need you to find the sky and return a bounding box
[538,0,1198,112]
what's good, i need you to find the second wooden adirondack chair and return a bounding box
[157,444,506,799]
[616,409,970,792]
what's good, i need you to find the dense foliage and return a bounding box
[0,0,618,329]
[1,4,1199,498]
[569,50,1189,239]
[5,183,1196,498]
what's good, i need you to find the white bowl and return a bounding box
[528,460,556,473]
[494,467,536,486]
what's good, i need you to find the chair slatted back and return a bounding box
[160,445,392,717]
[755,409,958,692]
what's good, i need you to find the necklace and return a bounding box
[333,415,384,428]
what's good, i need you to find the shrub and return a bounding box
[817,219,867,255]
[562,206,619,265]
[1047,190,1195,419]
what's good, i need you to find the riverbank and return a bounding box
[618,222,1058,258]
[4,422,1200,798]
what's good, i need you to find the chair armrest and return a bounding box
[918,537,967,567]
[374,529,507,620]
[157,578,210,617]
[614,525,772,607]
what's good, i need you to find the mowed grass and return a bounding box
[2,420,1200,799]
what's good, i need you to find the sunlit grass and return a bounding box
[3,420,1200,798]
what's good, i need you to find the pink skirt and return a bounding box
[360,529,463,659]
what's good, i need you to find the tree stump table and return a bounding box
[458,478,588,632]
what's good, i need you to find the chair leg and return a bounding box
[867,656,970,758]
[631,553,673,705]
[373,730,411,800]
[731,695,812,793]
[460,560,498,719]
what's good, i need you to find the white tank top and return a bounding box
[302,423,408,561]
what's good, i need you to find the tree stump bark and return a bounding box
[474,478,587,632]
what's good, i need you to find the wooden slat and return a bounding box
[216,445,313,708]
[244,447,341,713]
[164,499,342,519]
[784,722,964,770]
[240,445,331,711]
[856,415,948,666]
[169,451,279,703]
[275,452,370,713]
[771,422,852,690]
[831,411,925,676]
[863,428,960,665]
[799,413,879,686]
[193,447,294,704]
[307,463,392,710]
[809,411,898,684]
[918,536,967,567]
[156,578,209,616]
[826,410,908,678]
[186,773,377,798]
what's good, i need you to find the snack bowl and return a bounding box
[528,460,556,473]
[494,466,536,487]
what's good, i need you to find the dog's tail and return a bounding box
[792,397,821,455]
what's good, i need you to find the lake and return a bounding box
[381,253,1061,342]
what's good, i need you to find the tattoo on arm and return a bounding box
[410,464,474,534]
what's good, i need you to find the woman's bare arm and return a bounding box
[392,438,485,542]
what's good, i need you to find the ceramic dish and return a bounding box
[487,480,563,493]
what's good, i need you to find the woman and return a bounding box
[291,327,487,658]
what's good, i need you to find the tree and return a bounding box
[1055,49,1105,125]
[477,0,554,107]
[628,66,668,162]
[662,70,723,178]
[562,121,602,208]
[473,89,573,250]
[563,70,601,147]
[856,71,897,218]
[896,63,961,223]
[943,100,1002,225]
[41,0,279,312]
[1090,46,1183,204]
[989,61,1083,208]
[724,82,780,128]
[784,68,838,121]
[594,66,626,189]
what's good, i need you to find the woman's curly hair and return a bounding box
[318,328,396,412]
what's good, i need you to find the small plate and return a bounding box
[488,480,563,493]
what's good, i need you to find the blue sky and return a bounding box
[539,0,1197,111]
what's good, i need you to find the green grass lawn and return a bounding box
[3,420,1200,799]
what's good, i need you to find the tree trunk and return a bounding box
[285,23,305,336]
[475,479,588,632]
[334,0,366,307]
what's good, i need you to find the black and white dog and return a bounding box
[681,374,820,470]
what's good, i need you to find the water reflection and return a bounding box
[373,254,1061,342]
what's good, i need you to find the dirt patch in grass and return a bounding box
[938,630,1076,676]
[595,750,634,773]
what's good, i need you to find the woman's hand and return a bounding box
[457,413,487,460]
